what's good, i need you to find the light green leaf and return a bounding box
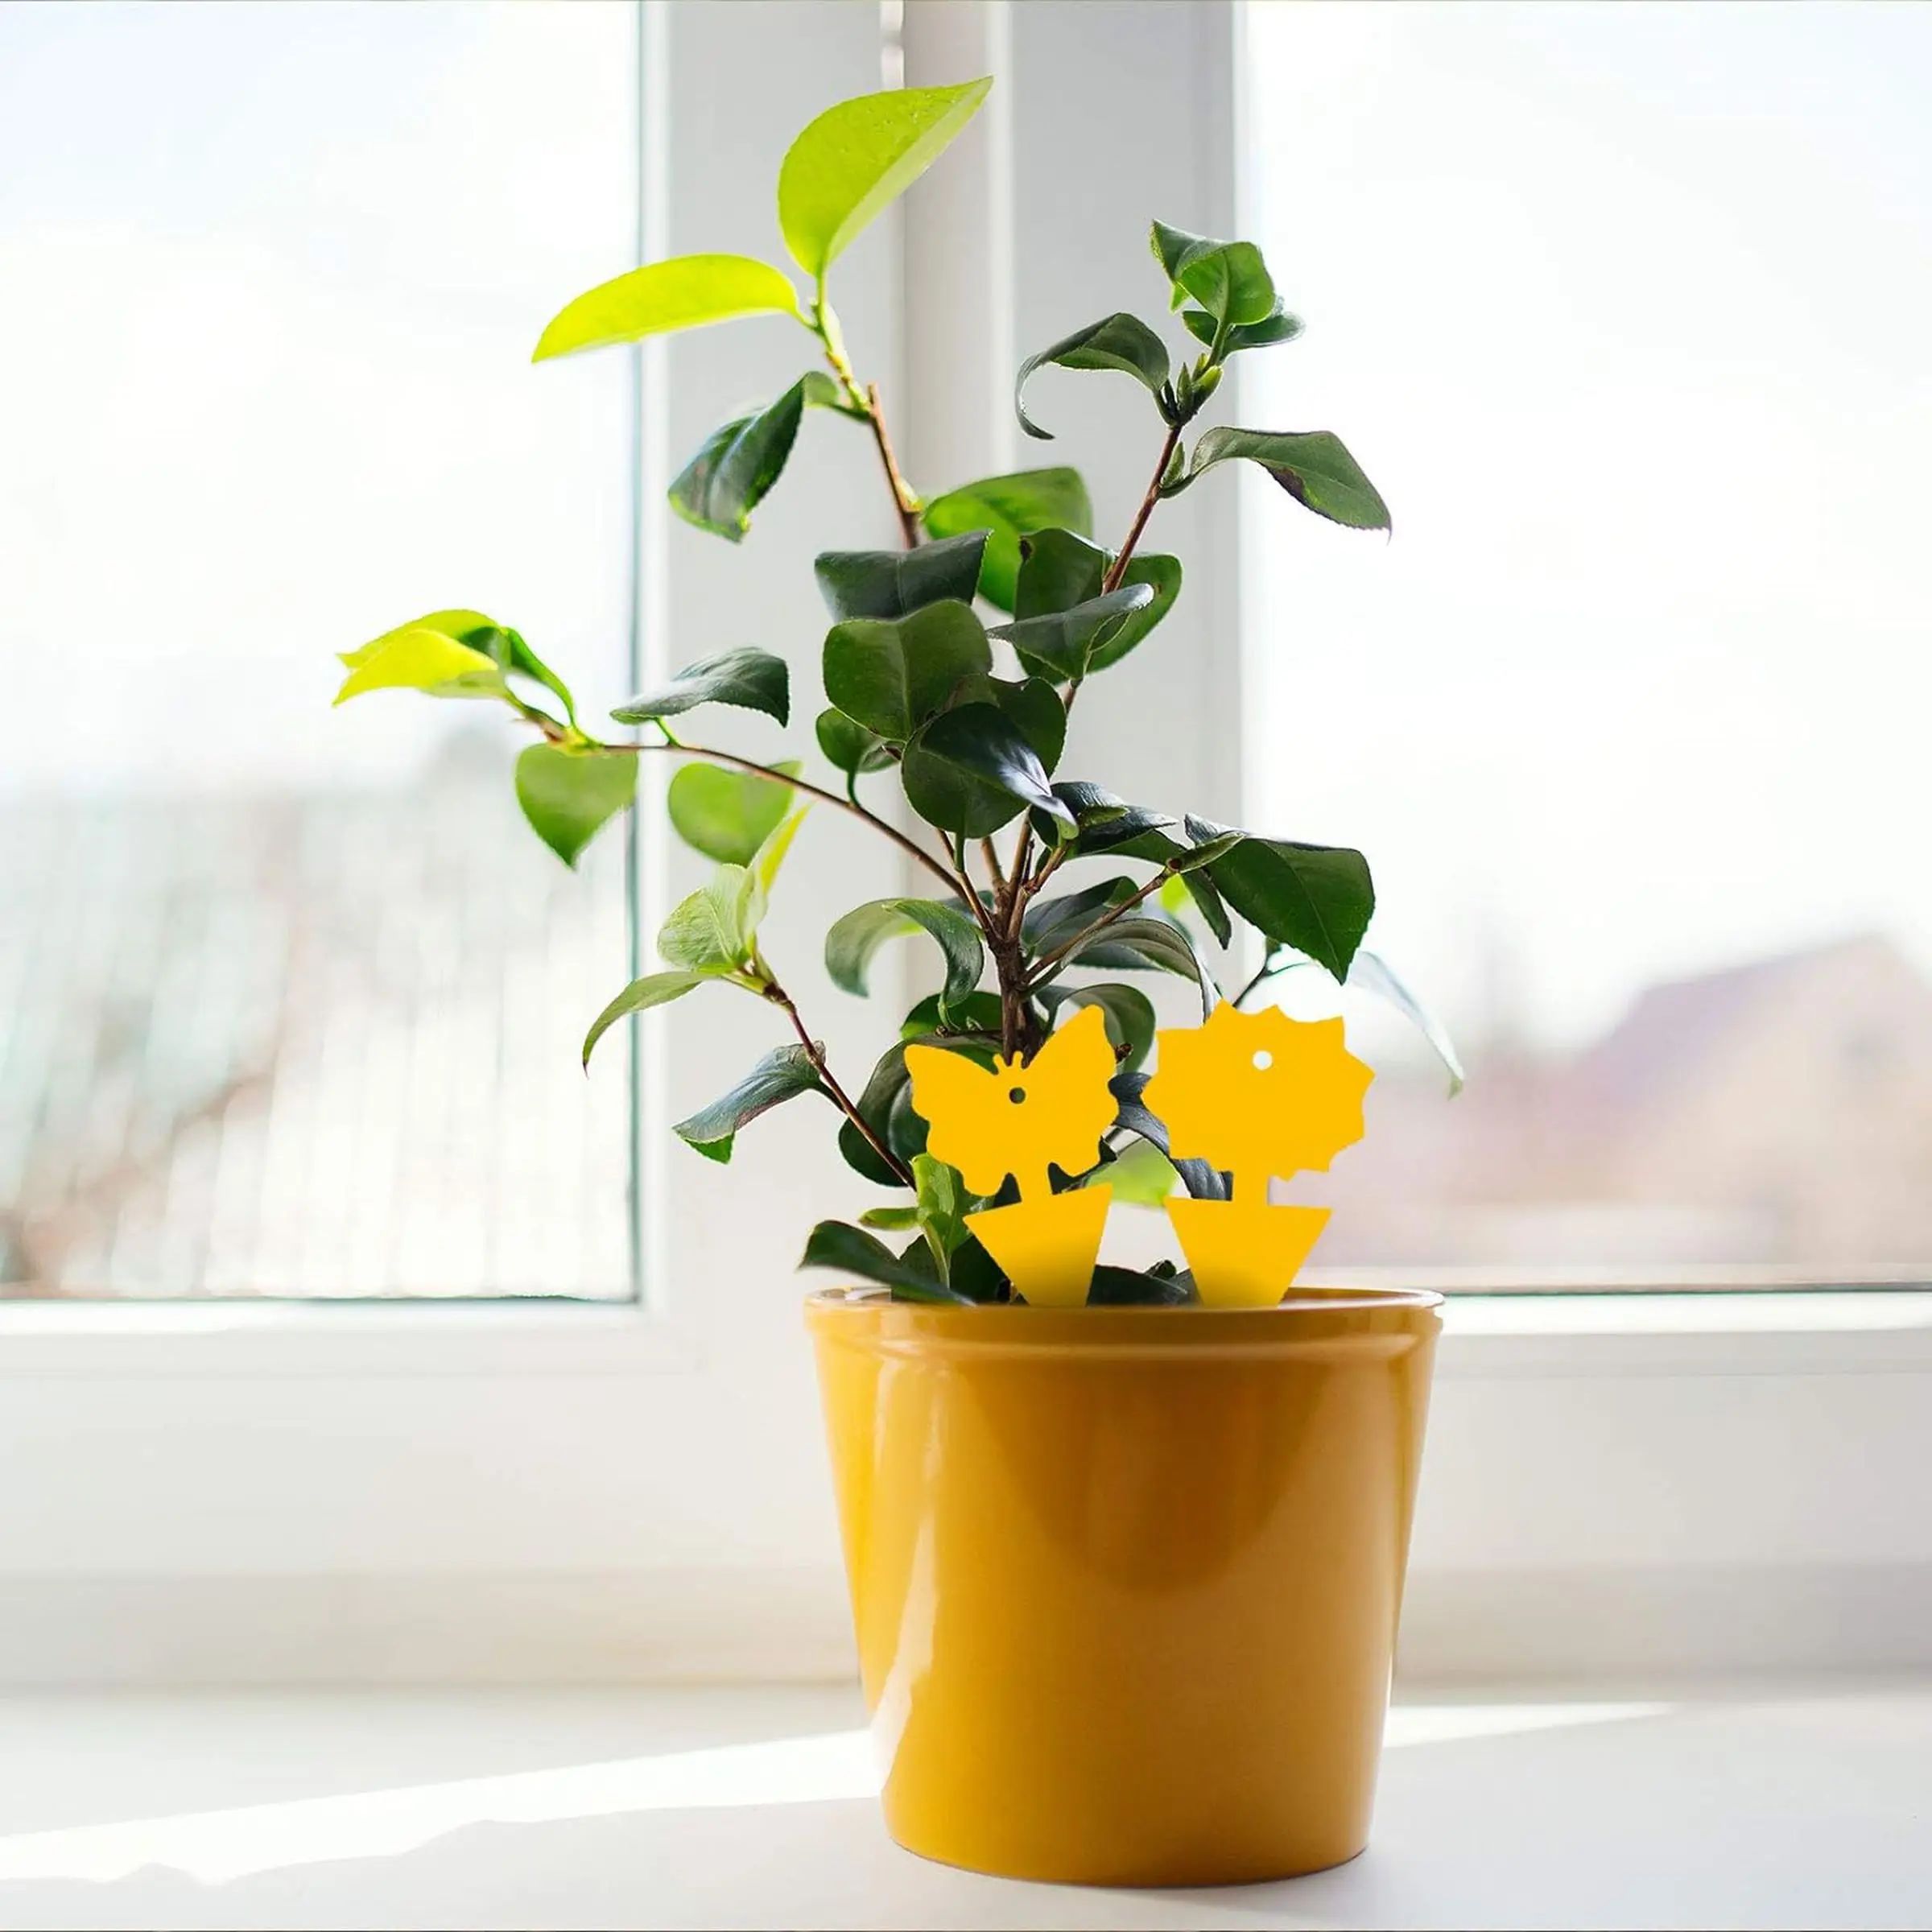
[612,647,789,729]
[778,80,993,279]
[824,898,984,1017]
[532,254,799,361]
[821,599,991,742]
[581,970,708,1069]
[667,760,798,866]
[920,468,1092,611]
[669,380,808,542]
[514,743,637,867]
[911,1153,968,1277]
[749,802,808,897]
[857,1205,920,1232]
[1015,313,1170,440]
[332,627,506,705]
[675,1044,825,1163]
[814,530,988,621]
[1178,427,1390,530]
[657,865,763,975]
[1103,1137,1179,1208]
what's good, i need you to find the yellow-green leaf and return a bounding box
[332,629,506,705]
[532,254,800,362]
[777,80,992,280]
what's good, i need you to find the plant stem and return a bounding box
[764,980,912,1187]
[615,738,962,900]
[865,383,923,550]
[1231,952,1282,1009]
[1022,863,1179,989]
[1101,421,1183,594]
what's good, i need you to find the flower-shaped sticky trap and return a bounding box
[1142,1005,1373,1308]
[905,1004,1117,1306]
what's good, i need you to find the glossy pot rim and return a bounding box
[804,1283,1443,1360]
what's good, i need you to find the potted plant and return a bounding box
[336,77,1449,1887]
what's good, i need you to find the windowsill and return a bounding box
[0,1680,1921,1929]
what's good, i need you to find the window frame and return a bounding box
[0,0,1925,1689]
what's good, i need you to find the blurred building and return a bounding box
[1319,935,1932,1274]
[0,737,630,1298]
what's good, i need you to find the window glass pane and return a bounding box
[0,2,638,1297]
[1248,4,1932,1284]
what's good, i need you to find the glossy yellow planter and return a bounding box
[807,1286,1442,1887]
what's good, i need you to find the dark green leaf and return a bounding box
[1179,865,1233,948]
[825,898,985,1017]
[1088,1263,1196,1306]
[667,759,798,866]
[1055,917,1212,1016]
[1089,555,1182,671]
[1205,832,1375,980]
[1038,980,1156,1072]
[814,707,895,778]
[1179,427,1389,530]
[1015,312,1170,440]
[454,622,577,726]
[899,990,1005,1042]
[1011,530,1180,672]
[612,646,790,728]
[1177,815,1245,871]
[668,379,808,543]
[675,1043,824,1163]
[1110,1071,1229,1201]
[799,1220,968,1302]
[836,1040,939,1187]
[514,744,636,868]
[1022,877,1139,954]
[814,530,988,621]
[902,700,1074,839]
[1056,800,1181,857]
[1148,220,1275,328]
[990,583,1154,683]
[821,600,991,742]
[1180,302,1303,353]
[581,970,708,1068]
[778,80,993,279]
[921,468,1092,611]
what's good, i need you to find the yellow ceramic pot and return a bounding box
[806,1285,1441,1887]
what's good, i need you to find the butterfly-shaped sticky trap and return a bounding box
[903,1004,1117,1307]
[1142,1005,1373,1307]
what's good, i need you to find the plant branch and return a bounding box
[613,738,962,900]
[865,383,923,550]
[1232,950,1285,1010]
[764,980,913,1187]
[1101,420,1183,595]
[1022,864,1180,989]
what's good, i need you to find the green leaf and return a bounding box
[419,617,579,726]
[1055,917,1212,1016]
[514,743,637,868]
[820,600,990,742]
[1015,313,1170,440]
[778,79,993,279]
[1022,877,1139,955]
[533,254,799,361]
[1110,1071,1229,1202]
[921,469,1092,612]
[675,1044,825,1163]
[799,1220,968,1302]
[1179,427,1389,531]
[1205,832,1375,980]
[749,803,807,897]
[814,531,988,621]
[858,1205,920,1232]
[815,707,895,778]
[581,970,708,1069]
[1011,529,1180,673]
[1148,221,1276,328]
[837,1044,917,1187]
[824,898,985,1017]
[612,647,789,729]
[667,759,798,866]
[1038,980,1157,1073]
[1088,1261,1195,1305]
[669,380,808,543]
[991,583,1155,683]
[902,700,1074,840]
[911,1152,968,1277]
[1097,1139,1179,1208]
[657,865,763,974]
[899,990,1004,1042]
[332,625,506,706]
[1180,302,1302,353]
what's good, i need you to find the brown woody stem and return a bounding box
[766,981,912,1187]
[1101,421,1183,594]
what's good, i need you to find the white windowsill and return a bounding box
[0,1679,1922,1929]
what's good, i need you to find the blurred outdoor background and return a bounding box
[2,2,1926,1295]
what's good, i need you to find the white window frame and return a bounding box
[0,0,1926,1688]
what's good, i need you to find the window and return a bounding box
[1245,2,1932,1286]
[0,2,640,1297]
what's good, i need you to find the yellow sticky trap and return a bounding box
[1142,1006,1373,1308]
[903,1005,1117,1307]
